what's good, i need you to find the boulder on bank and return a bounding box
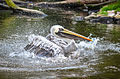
[85,11,120,24]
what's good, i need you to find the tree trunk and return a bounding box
[35,0,117,9]
[4,0,47,17]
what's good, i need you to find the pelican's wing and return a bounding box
[63,40,77,57]
[46,34,68,48]
[46,34,78,56]
[24,34,63,57]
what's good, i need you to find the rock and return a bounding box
[99,17,115,24]
[71,21,77,24]
[71,16,84,21]
[85,12,97,20]
[90,18,99,23]
[106,24,114,32]
[88,16,116,24]
[114,12,120,19]
[83,9,88,12]
[85,11,120,24]
[116,18,120,24]
[88,10,99,15]
[107,10,115,17]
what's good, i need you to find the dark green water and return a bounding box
[0,10,120,79]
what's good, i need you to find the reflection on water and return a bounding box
[0,10,120,79]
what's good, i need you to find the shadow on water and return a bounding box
[0,9,120,79]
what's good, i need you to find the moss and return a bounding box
[98,11,108,15]
[116,8,120,12]
[5,0,19,9]
[101,3,120,11]
[98,1,120,15]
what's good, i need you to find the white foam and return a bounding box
[78,38,99,50]
[9,34,100,61]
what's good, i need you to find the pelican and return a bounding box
[24,25,92,57]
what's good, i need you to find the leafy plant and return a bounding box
[98,11,108,15]
[98,1,120,15]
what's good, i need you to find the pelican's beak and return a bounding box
[57,28,93,41]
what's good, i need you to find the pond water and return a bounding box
[0,9,120,79]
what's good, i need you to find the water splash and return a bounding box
[69,37,100,58]
[8,34,99,62]
[1,33,119,77]
[78,38,99,50]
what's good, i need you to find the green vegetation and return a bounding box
[5,0,19,9]
[98,0,120,15]
[98,11,108,15]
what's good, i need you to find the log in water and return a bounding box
[4,0,47,17]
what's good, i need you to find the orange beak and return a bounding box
[59,29,92,41]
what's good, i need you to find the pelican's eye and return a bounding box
[59,28,64,32]
[55,28,64,36]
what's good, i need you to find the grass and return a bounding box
[98,11,108,15]
[98,1,120,15]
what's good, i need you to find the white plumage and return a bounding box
[24,25,92,57]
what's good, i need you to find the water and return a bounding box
[0,10,120,79]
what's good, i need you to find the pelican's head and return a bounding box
[50,25,92,41]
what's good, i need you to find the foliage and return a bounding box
[98,11,108,15]
[5,0,19,9]
[98,1,120,15]
[116,8,120,11]
[100,3,120,11]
